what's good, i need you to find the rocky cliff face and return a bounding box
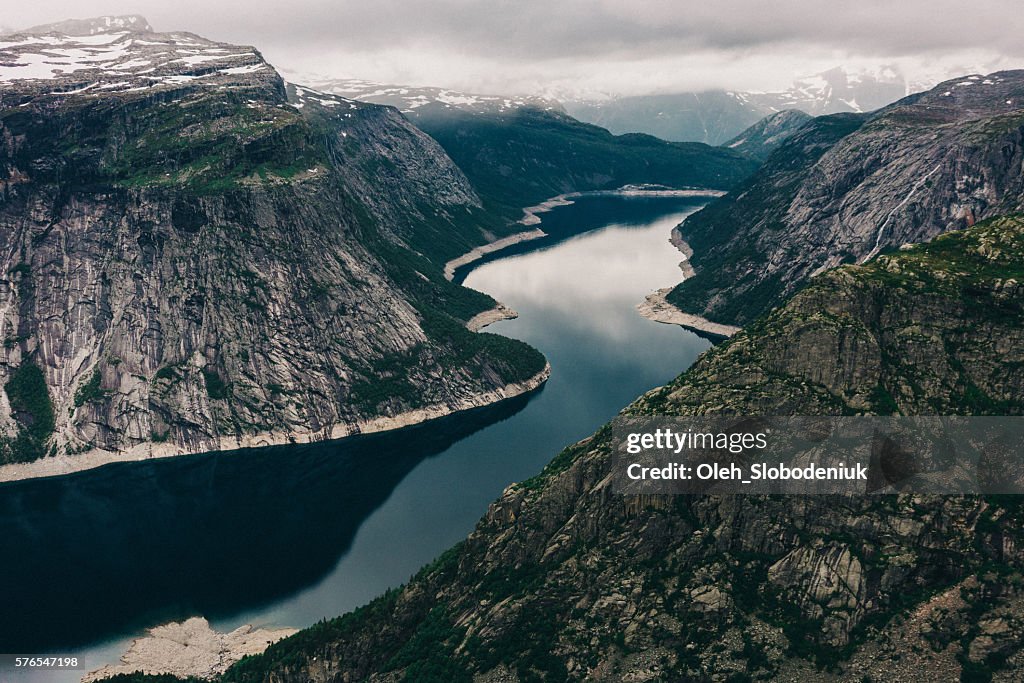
[190,219,1024,682]
[287,83,517,265]
[670,70,1024,326]
[0,18,547,470]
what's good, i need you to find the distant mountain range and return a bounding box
[298,66,907,146]
[297,76,565,118]
[721,109,813,161]
[561,66,908,144]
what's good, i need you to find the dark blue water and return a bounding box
[0,196,712,681]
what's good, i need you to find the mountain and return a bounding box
[561,66,908,144]
[298,78,759,217]
[296,77,564,118]
[668,70,1024,326]
[413,107,757,215]
[159,214,1024,683]
[0,16,760,476]
[722,109,813,161]
[771,66,908,115]
[20,14,153,35]
[0,17,548,471]
[562,90,774,147]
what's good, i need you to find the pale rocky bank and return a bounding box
[0,363,550,483]
[83,617,296,682]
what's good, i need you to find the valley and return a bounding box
[0,195,715,681]
[2,8,1024,683]
[0,18,752,477]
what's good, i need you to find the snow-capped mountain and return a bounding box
[0,15,279,98]
[757,65,906,115]
[561,66,908,144]
[290,77,563,118]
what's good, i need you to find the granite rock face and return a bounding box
[0,18,547,467]
[670,70,1024,326]
[203,221,1024,682]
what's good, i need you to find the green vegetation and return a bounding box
[1,359,56,463]
[383,606,471,682]
[367,233,497,322]
[417,106,758,217]
[419,309,546,382]
[464,600,570,683]
[348,363,420,412]
[13,89,326,194]
[103,94,325,192]
[222,588,402,683]
[337,233,547,416]
[73,368,105,407]
[203,368,229,400]
[153,365,179,382]
[858,214,1024,294]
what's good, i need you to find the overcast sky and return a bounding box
[3,1,1023,97]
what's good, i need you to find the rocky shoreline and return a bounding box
[637,288,741,339]
[0,363,551,484]
[517,195,578,226]
[443,228,547,280]
[519,187,725,226]
[444,187,726,281]
[636,216,741,339]
[465,302,519,331]
[82,617,296,682]
[669,225,697,278]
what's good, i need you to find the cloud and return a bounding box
[5,0,1023,95]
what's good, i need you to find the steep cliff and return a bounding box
[0,18,547,471]
[168,219,1024,682]
[669,70,1024,326]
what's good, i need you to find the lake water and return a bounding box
[0,195,712,681]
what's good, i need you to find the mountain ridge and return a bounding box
[722,109,814,161]
[667,69,1024,326]
[20,14,153,36]
[300,77,758,218]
